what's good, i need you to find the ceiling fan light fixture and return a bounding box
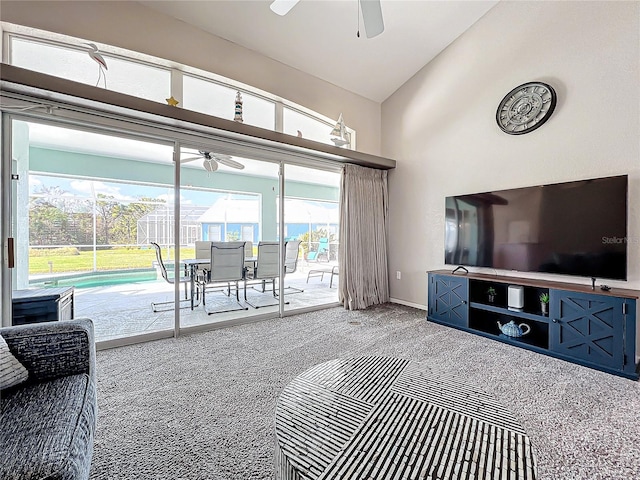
[181,150,244,172]
[203,159,218,172]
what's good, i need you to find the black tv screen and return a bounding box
[444,175,628,280]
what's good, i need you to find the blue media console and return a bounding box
[427,270,639,380]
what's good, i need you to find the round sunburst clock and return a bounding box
[496,81,557,135]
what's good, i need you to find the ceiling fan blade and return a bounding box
[360,0,384,38]
[180,155,202,163]
[215,156,245,170]
[270,0,299,16]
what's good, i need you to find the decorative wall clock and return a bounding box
[496,82,557,135]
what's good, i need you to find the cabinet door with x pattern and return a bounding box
[428,274,468,328]
[549,291,625,370]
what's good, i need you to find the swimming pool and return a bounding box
[29,268,159,289]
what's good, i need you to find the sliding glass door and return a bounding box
[282,164,341,312]
[177,145,282,328]
[6,117,177,342]
[2,108,342,346]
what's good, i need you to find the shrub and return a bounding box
[29,247,80,257]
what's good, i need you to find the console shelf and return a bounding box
[428,270,639,379]
[468,302,549,323]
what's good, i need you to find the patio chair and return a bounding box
[280,240,304,294]
[307,237,329,262]
[244,241,288,308]
[201,242,248,314]
[244,240,255,270]
[306,264,339,288]
[194,240,212,280]
[195,241,212,260]
[329,265,339,288]
[150,242,193,312]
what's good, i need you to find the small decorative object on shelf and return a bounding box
[330,113,351,147]
[234,91,243,123]
[165,96,179,107]
[539,293,550,315]
[487,286,497,303]
[497,320,531,338]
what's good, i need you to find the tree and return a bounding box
[31,185,74,211]
[297,228,337,260]
[110,198,158,245]
[226,230,240,241]
[29,184,165,249]
[29,203,73,245]
[94,194,119,245]
[29,185,75,245]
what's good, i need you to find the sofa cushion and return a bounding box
[3,322,92,382]
[0,373,97,480]
[0,334,28,390]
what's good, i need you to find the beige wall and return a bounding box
[382,1,640,307]
[0,0,381,155]
[3,1,638,305]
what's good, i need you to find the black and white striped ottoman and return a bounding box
[275,356,537,480]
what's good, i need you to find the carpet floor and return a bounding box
[89,304,640,480]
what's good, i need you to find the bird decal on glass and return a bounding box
[85,43,108,88]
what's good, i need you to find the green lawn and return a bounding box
[29,247,196,275]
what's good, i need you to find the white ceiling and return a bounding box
[139,0,498,102]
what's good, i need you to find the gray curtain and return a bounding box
[338,164,389,310]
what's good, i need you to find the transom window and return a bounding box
[283,107,334,146]
[183,74,275,130]
[10,37,171,103]
[4,25,355,148]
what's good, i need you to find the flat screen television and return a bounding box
[444,175,628,280]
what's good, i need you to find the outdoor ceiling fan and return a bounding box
[180,151,245,172]
[270,0,384,39]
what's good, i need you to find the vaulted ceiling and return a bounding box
[139,1,498,102]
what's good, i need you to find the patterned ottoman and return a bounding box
[275,356,537,480]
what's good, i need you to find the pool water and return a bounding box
[30,269,158,289]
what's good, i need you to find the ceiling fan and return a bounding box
[270,0,384,39]
[180,151,245,172]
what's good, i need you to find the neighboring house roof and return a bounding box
[283,199,339,224]
[198,198,260,224]
[138,205,209,223]
[141,198,338,225]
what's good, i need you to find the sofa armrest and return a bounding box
[0,318,95,383]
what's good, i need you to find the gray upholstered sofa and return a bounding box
[0,318,97,480]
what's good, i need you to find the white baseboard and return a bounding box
[390,298,427,311]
